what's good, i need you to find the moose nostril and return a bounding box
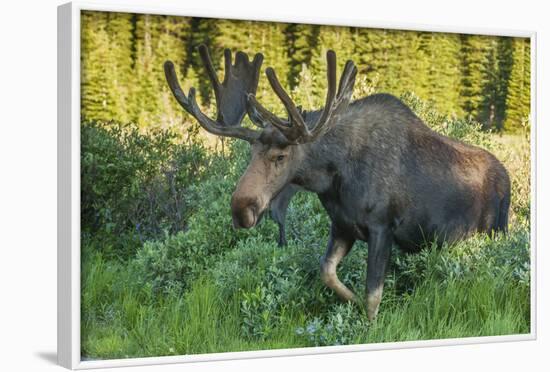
[231,202,258,229]
[233,208,255,229]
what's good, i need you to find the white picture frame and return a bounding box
[57,1,537,369]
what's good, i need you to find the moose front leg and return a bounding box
[366,227,393,320]
[270,184,299,246]
[320,225,356,302]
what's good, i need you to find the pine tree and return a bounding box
[249,21,290,116]
[284,23,320,90]
[105,12,135,123]
[418,32,462,115]
[351,27,392,90]
[131,14,194,130]
[185,18,220,106]
[351,29,426,98]
[134,14,162,128]
[81,11,135,123]
[494,37,514,130]
[478,38,501,129]
[215,19,247,52]
[387,30,424,95]
[81,11,113,122]
[504,38,531,132]
[307,25,354,107]
[153,15,192,129]
[459,34,491,120]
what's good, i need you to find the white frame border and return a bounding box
[57,1,537,369]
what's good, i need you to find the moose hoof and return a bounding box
[367,306,379,321]
[366,287,383,321]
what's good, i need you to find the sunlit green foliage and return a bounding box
[417,32,462,115]
[81,11,530,132]
[505,38,531,133]
[81,12,134,122]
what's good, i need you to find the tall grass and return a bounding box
[81,226,530,359]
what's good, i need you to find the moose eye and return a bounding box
[275,154,286,162]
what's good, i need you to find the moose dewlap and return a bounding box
[164,45,511,320]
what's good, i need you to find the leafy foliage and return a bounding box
[81,121,207,258]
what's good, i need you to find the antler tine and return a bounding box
[164,61,192,112]
[309,56,357,139]
[235,51,250,67]
[244,53,267,129]
[252,50,357,144]
[198,45,221,98]
[245,60,295,130]
[247,94,289,129]
[310,50,338,136]
[337,60,357,99]
[264,67,309,141]
[164,45,261,142]
[186,88,261,141]
[250,53,264,93]
[221,48,233,86]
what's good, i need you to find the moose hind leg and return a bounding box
[320,226,356,302]
[366,227,393,320]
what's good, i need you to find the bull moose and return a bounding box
[164,45,511,320]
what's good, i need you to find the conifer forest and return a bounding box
[81,11,530,134]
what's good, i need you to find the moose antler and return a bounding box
[164,45,264,142]
[247,50,357,145]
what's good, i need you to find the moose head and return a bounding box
[164,46,357,230]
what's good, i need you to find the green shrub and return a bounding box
[131,144,280,293]
[393,227,530,292]
[81,121,207,259]
[295,303,369,346]
[210,236,368,341]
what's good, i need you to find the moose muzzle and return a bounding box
[231,196,260,229]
